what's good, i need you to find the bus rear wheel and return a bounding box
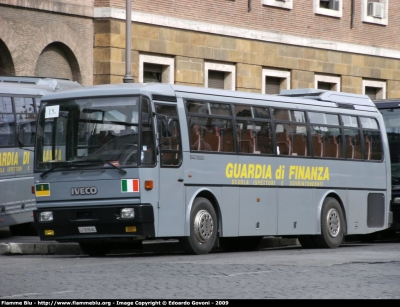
[79,242,113,257]
[314,197,345,249]
[183,197,217,255]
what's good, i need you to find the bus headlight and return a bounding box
[40,211,53,222]
[120,208,135,219]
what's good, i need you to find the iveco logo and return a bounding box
[71,187,98,195]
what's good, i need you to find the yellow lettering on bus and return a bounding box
[264,165,272,179]
[255,164,263,178]
[226,163,233,178]
[311,167,318,180]
[298,166,305,180]
[240,164,247,178]
[304,167,311,180]
[23,151,30,164]
[7,152,12,166]
[317,167,324,180]
[248,164,255,178]
[289,166,296,180]
[323,167,330,180]
[234,164,241,178]
[13,152,18,165]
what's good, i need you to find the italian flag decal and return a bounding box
[121,179,139,193]
[35,183,50,197]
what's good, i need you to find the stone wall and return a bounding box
[0,1,93,85]
[94,19,400,96]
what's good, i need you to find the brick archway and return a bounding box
[0,18,16,76]
[35,42,81,83]
[0,40,14,76]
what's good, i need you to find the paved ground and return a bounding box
[0,226,299,255]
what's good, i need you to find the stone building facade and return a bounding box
[0,0,94,85]
[1,0,400,97]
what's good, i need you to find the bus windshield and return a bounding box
[35,96,154,171]
[380,107,400,187]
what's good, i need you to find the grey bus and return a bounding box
[0,76,80,235]
[32,83,391,255]
[374,98,400,237]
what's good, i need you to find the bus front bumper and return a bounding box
[33,203,155,243]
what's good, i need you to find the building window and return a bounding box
[139,54,174,84]
[261,0,293,10]
[314,0,342,18]
[315,75,340,91]
[204,62,235,91]
[362,80,386,100]
[262,69,290,95]
[361,0,388,26]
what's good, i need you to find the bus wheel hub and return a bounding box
[194,210,213,243]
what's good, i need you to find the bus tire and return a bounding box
[79,242,112,257]
[314,197,345,249]
[183,197,217,255]
[298,235,317,249]
[219,236,263,252]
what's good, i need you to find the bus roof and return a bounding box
[373,98,400,109]
[0,76,81,93]
[279,88,374,107]
[39,82,378,112]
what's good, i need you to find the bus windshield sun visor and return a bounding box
[40,159,127,179]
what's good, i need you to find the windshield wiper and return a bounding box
[40,161,79,179]
[40,159,127,179]
[85,159,127,176]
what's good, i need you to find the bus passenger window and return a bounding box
[203,126,221,151]
[156,103,182,167]
[191,125,211,151]
[364,131,383,161]
[344,129,362,160]
[236,121,254,153]
[312,134,323,157]
[276,131,291,155]
[292,133,307,156]
[0,122,12,146]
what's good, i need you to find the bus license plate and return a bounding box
[78,226,97,233]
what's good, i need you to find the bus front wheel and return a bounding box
[314,197,345,249]
[183,197,217,255]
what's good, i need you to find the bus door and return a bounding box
[155,103,184,237]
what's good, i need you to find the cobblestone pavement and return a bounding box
[1,238,400,300]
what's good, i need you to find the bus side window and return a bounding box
[312,134,323,157]
[191,125,211,151]
[156,103,182,167]
[292,133,307,156]
[345,130,362,160]
[365,131,383,161]
[0,97,14,146]
[237,122,256,154]
[276,131,291,155]
[203,126,221,152]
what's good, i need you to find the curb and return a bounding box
[0,237,300,255]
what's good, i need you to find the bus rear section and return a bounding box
[374,99,400,237]
[33,84,391,256]
[0,76,80,235]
